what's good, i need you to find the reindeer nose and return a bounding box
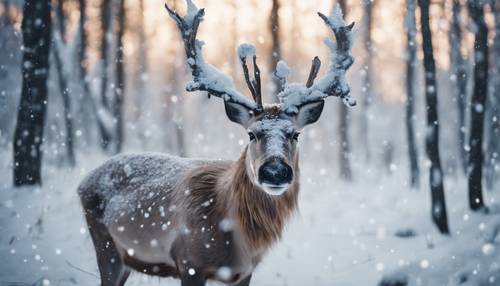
[258,157,293,186]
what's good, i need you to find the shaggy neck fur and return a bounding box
[226,149,300,250]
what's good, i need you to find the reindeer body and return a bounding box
[79,1,354,285]
[78,151,299,285]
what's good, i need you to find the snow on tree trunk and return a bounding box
[467,0,488,211]
[338,0,352,182]
[360,0,373,163]
[450,0,468,175]
[417,0,449,234]
[13,0,52,186]
[405,0,420,189]
[485,1,500,191]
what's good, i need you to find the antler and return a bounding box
[238,44,263,110]
[165,0,258,110]
[279,4,356,114]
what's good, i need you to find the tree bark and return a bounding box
[467,0,488,211]
[405,0,419,189]
[114,0,125,153]
[77,0,93,145]
[78,0,87,84]
[361,0,373,163]
[269,0,281,98]
[417,0,449,234]
[337,0,352,181]
[55,0,65,37]
[98,0,113,151]
[13,0,52,186]
[486,0,500,190]
[53,36,75,166]
[450,0,468,174]
[53,0,75,166]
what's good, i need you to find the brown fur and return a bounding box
[177,148,299,251]
[229,149,300,250]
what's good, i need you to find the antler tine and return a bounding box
[280,4,356,114]
[306,56,321,88]
[313,5,356,106]
[238,43,263,110]
[252,55,263,108]
[275,60,291,93]
[238,50,257,100]
[165,1,257,110]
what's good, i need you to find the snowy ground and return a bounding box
[0,147,499,286]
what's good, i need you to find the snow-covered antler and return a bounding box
[165,0,258,110]
[238,43,263,110]
[279,4,356,115]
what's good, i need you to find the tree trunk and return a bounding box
[134,0,147,148]
[113,0,125,153]
[55,0,65,38]
[417,0,449,234]
[405,0,419,189]
[76,0,91,145]
[53,0,75,167]
[98,0,113,151]
[486,0,500,190]
[53,36,75,166]
[467,0,488,211]
[78,0,87,86]
[269,0,281,99]
[13,0,52,186]
[450,0,468,174]
[361,0,373,163]
[337,0,352,181]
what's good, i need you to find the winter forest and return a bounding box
[1,0,500,285]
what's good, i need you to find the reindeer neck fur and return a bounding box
[224,148,300,250]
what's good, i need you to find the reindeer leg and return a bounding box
[235,275,252,286]
[85,214,130,286]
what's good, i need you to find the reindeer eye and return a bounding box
[292,132,300,141]
[248,132,256,141]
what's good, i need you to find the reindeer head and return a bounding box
[166,0,355,196]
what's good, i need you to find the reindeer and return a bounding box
[78,1,355,285]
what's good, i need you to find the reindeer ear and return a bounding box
[296,100,324,128]
[224,101,255,127]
